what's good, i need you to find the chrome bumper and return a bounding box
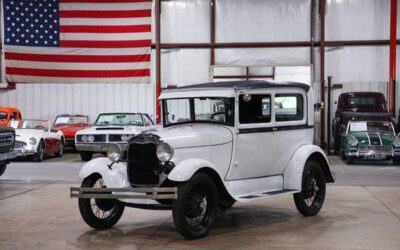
[348,150,400,159]
[0,151,17,161]
[70,187,177,200]
[75,143,128,152]
[13,148,36,157]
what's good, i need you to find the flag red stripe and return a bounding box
[60,0,151,2]
[6,67,150,78]
[5,52,150,63]
[60,40,151,48]
[60,10,151,18]
[60,25,151,33]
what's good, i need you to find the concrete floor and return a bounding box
[1,151,400,250]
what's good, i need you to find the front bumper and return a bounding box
[0,151,17,161]
[75,143,128,153]
[13,147,36,157]
[347,150,400,160]
[70,186,177,200]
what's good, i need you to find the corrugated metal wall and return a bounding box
[0,83,155,124]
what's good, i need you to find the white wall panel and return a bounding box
[326,0,390,40]
[161,0,210,43]
[161,49,210,87]
[0,83,155,124]
[216,0,310,42]
[325,46,389,83]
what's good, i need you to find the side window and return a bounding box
[275,94,304,122]
[239,94,271,124]
[143,115,153,126]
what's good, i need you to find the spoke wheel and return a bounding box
[172,173,218,239]
[33,141,44,162]
[78,174,124,229]
[293,161,326,217]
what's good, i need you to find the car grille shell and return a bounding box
[358,145,391,153]
[0,132,15,153]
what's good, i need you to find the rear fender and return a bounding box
[78,157,129,188]
[284,145,334,190]
[167,158,217,182]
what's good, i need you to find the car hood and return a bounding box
[152,124,233,149]
[349,131,395,146]
[53,125,90,137]
[76,125,154,135]
[15,129,43,142]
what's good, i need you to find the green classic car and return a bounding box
[341,120,400,164]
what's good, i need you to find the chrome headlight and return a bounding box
[107,144,121,163]
[156,143,174,162]
[393,137,400,147]
[348,136,358,147]
[87,135,95,142]
[28,137,37,145]
[121,134,132,142]
[81,135,88,142]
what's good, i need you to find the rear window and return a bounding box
[349,96,376,106]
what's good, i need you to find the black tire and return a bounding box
[55,140,64,157]
[293,161,326,217]
[172,173,218,239]
[78,174,124,229]
[33,140,44,162]
[80,152,93,161]
[219,196,236,210]
[346,156,354,165]
[393,157,400,165]
[0,163,7,176]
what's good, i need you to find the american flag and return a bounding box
[3,0,151,83]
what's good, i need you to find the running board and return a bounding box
[239,189,297,199]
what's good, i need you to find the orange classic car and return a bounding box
[0,107,22,127]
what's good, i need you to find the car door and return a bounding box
[226,89,309,180]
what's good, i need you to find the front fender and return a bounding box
[167,158,216,182]
[284,144,334,190]
[78,157,129,188]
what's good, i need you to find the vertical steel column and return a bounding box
[210,0,216,67]
[155,0,161,123]
[310,0,315,66]
[319,0,326,147]
[389,0,397,114]
[327,76,332,155]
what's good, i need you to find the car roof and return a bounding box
[177,80,310,91]
[0,107,21,113]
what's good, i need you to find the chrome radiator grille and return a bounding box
[127,142,160,186]
[358,145,391,153]
[0,133,14,147]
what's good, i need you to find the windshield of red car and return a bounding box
[0,112,7,121]
[54,116,88,125]
[349,121,394,133]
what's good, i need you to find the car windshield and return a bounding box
[9,119,49,130]
[349,121,394,133]
[0,112,7,121]
[94,113,143,126]
[163,97,235,126]
[54,116,88,125]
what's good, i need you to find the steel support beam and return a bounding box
[155,0,161,123]
[389,0,397,114]
[319,0,326,148]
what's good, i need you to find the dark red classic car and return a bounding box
[52,115,91,148]
[332,92,389,152]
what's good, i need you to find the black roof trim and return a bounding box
[177,80,310,92]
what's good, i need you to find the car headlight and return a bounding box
[121,134,132,142]
[107,144,121,163]
[81,135,88,142]
[156,143,174,162]
[393,137,400,147]
[28,137,37,145]
[348,136,358,147]
[87,135,95,142]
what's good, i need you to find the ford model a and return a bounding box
[70,80,335,239]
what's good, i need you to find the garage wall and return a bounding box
[0,83,155,124]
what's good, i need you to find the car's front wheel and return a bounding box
[55,140,64,157]
[0,163,7,176]
[293,160,326,217]
[78,174,124,229]
[80,152,93,161]
[172,173,218,239]
[33,140,44,162]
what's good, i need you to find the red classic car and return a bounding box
[52,115,91,148]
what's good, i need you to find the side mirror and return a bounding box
[171,114,175,121]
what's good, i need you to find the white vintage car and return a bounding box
[70,80,335,239]
[9,119,64,162]
[75,113,157,161]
